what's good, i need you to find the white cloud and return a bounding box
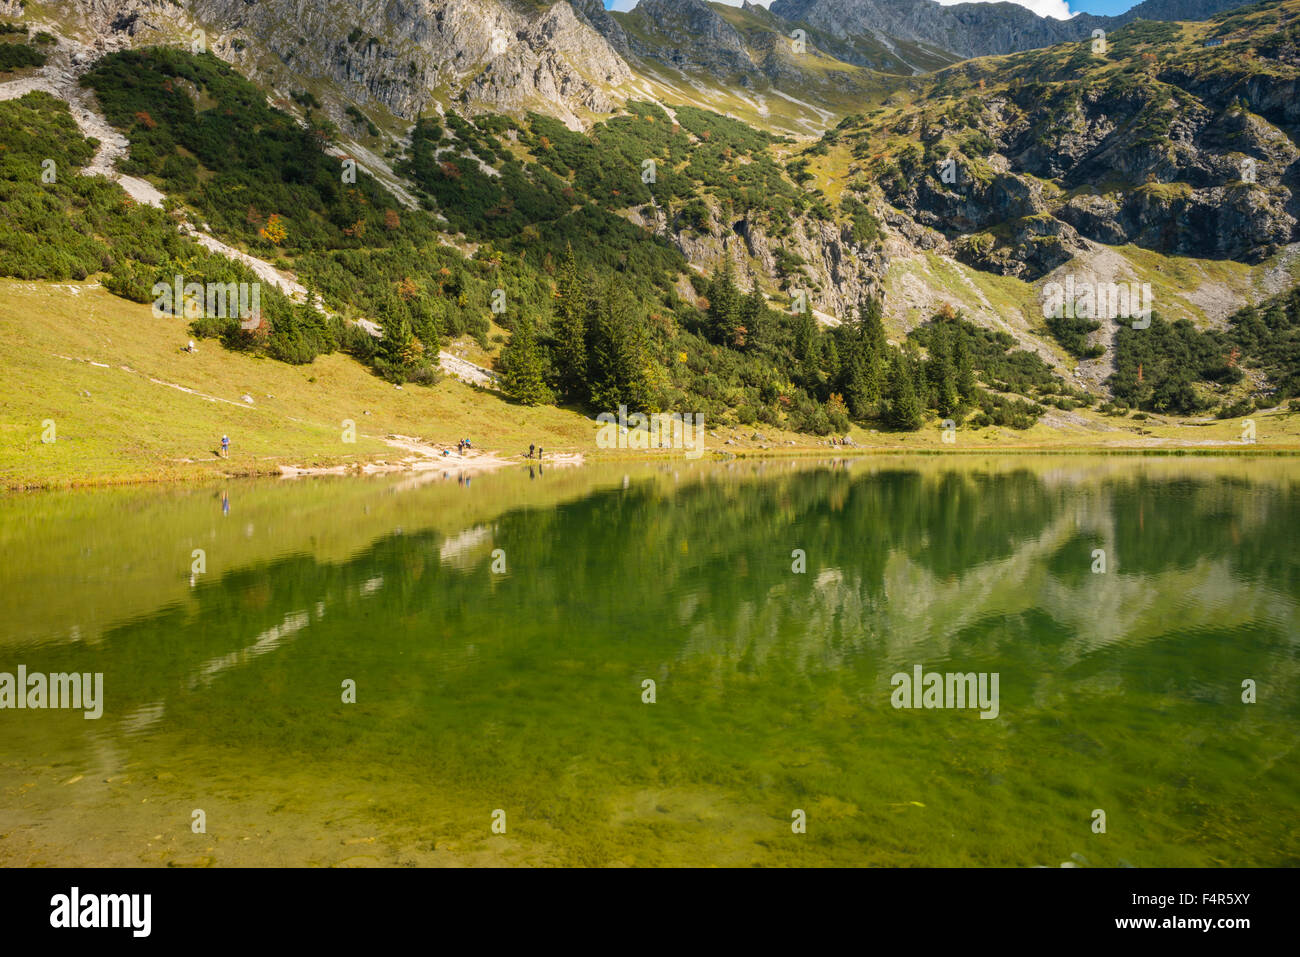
[605,0,1076,21]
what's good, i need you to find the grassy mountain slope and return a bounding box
[7,279,1300,491]
[8,3,1300,489]
[0,280,603,488]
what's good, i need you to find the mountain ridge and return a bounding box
[770,0,1258,60]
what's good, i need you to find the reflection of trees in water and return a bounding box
[27,467,1300,730]
[1107,475,1300,585]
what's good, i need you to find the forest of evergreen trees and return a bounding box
[30,46,1292,435]
[495,246,1061,435]
[0,66,1066,437]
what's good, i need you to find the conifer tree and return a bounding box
[886,352,924,431]
[587,278,652,412]
[838,330,871,419]
[953,325,977,404]
[858,295,887,405]
[377,303,418,380]
[821,334,841,386]
[500,313,553,406]
[794,306,822,393]
[837,296,886,418]
[553,243,588,400]
[927,325,960,416]
[706,262,742,346]
[738,273,766,349]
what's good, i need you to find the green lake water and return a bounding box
[1,456,1297,866]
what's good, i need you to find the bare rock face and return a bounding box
[769,0,1256,61]
[459,2,633,126]
[33,0,193,39]
[568,0,630,54]
[65,0,636,125]
[619,0,757,76]
[645,203,885,322]
[861,51,1300,276]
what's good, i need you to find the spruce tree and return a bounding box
[821,334,841,387]
[886,352,924,431]
[927,326,960,416]
[377,303,420,381]
[738,273,765,349]
[587,278,651,412]
[553,244,588,400]
[953,326,977,405]
[794,307,822,394]
[858,296,887,405]
[706,262,742,346]
[837,327,871,419]
[500,314,554,406]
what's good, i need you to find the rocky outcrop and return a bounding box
[59,0,631,126]
[460,2,633,124]
[863,49,1300,275]
[770,0,1258,61]
[1059,184,1296,263]
[632,200,885,322]
[620,0,758,77]
[569,0,631,55]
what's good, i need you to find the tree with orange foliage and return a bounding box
[259,214,287,245]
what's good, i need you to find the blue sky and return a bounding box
[602,1,1141,19]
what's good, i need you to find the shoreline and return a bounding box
[276,434,587,479]
[4,442,1298,494]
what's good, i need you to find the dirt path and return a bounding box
[4,32,495,395]
[279,435,517,478]
[0,33,166,207]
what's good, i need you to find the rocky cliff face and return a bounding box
[835,12,1300,279]
[570,0,631,54]
[232,0,627,124]
[770,0,1256,61]
[44,0,633,127]
[20,0,1298,325]
[619,0,759,76]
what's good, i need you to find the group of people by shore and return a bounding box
[216,430,558,471]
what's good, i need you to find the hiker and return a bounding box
[186,340,196,353]
[537,446,543,462]
[221,435,230,458]
[529,443,535,459]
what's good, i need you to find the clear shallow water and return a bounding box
[1,457,1297,866]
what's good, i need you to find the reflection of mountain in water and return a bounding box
[9,466,1292,744]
